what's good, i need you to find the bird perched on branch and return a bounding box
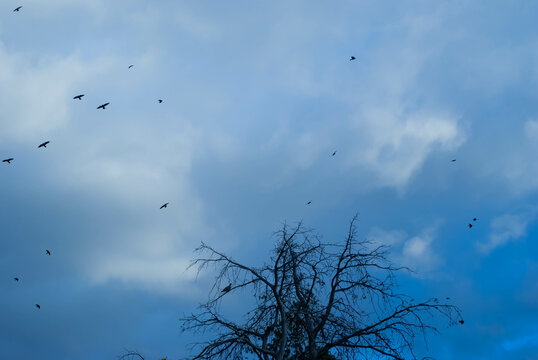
[221,283,232,294]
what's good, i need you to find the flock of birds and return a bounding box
[6,7,475,322]
[2,41,168,308]
[3,56,477,308]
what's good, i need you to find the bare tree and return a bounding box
[118,350,145,360]
[181,215,462,360]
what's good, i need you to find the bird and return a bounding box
[459,320,464,325]
[473,218,477,221]
[45,250,51,255]
[221,283,232,294]
[332,150,337,156]
[38,141,50,148]
[14,277,19,282]
[35,304,41,309]
[158,99,163,103]
[350,56,356,61]
[73,94,85,100]
[468,224,472,229]
[97,103,110,110]
[13,6,22,12]
[128,65,134,69]
[446,297,450,300]
[306,201,312,205]
[3,158,14,164]
[160,202,169,209]
[451,159,456,162]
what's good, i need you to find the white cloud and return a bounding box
[349,109,462,189]
[369,224,442,274]
[0,43,116,143]
[524,120,538,140]
[478,213,532,253]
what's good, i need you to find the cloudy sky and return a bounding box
[1,0,538,359]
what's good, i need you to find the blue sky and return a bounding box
[1,1,538,359]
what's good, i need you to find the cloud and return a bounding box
[348,109,462,189]
[524,120,538,140]
[501,329,538,353]
[478,213,532,253]
[368,223,442,274]
[0,43,115,144]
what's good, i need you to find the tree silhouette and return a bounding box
[181,216,462,360]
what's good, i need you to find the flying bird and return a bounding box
[13,6,22,12]
[468,224,472,229]
[73,94,85,100]
[451,159,456,162]
[160,202,169,209]
[14,277,19,282]
[221,283,232,294]
[332,150,337,156]
[446,297,450,300]
[459,320,464,325]
[350,56,356,61]
[3,158,14,164]
[35,304,41,309]
[38,141,50,148]
[45,250,51,255]
[306,201,312,205]
[473,218,477,221]
[158,99,163,103]
[128,65,134,69]
[97,103,110,110]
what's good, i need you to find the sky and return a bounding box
[1,0,538,359]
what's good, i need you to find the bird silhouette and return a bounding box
[38,141,50,148]
[45,250,51,255]
[306,201,312,205]
[14,277,19,282]
[13,6,22,12]
[221,283,232,294]
[332,150,337,156]
[446,297,450,300]
[451,159,456,162]
[459,320,464,325]
[97,103,110,110]
[350,56,356,61]
[468,224,472,229]
[160,202,169,209]
[3,158,14,164]
[128,65,134,69]
[73,94,84,100]
[158,99,163,103]
[473,218,477,221]
[35,304,41,309]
